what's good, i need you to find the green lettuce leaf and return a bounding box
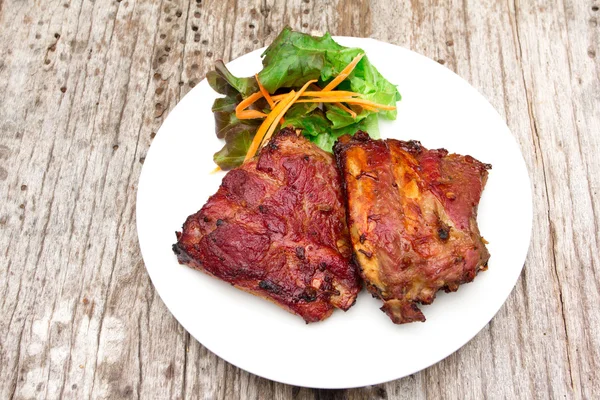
[212,95,261,140]
[307,113,380,152]
[281,109,330,137]
[325,103,369,130]
[258,27,345,93]
[258,28,400,117]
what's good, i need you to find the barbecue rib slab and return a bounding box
[334,132,491,324]
[173,128,361,323]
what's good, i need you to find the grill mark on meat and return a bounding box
[300,287,317,302]
[172,243,181,255]
[356,171,379,181]
[438,228,449,240]
[358,249,373,258]
[437,220,451,242]
[258,280,282,294]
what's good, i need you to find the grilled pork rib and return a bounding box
[173,128,361,323]
[334,132,491,324]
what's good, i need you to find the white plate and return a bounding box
[137,37,532,388]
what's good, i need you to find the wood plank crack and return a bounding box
[510,0,575,391]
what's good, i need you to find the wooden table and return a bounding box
[1,0,598,398]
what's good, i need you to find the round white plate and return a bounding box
[137,37,532,388]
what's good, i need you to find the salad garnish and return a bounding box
[207,27,401,170]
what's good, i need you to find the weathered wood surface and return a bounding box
[0,0,598,398]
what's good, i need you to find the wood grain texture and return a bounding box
[0,0,597,399]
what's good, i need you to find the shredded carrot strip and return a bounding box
[271,90,360,101]
[359,104,380,112]
[260,80,317,147]
[235,91,264,119]
[255,74,283,123]
[237,110,268,119]
[211,165,222,174]
[295,97,396,110]
[322,53,364,91]
[255,74,275,109]
[299,84,355,119]
[236,91,263,113]
[334,102,357,118]
[244,91,297,162]
[309,90,363,98]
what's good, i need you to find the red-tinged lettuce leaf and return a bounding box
[213,128,254,170]
[206,62,260,169]
[207,60,258,98]
[211,96,261,139]
[214,111,261,139]
[211,96,238,113]
[206,70,238,97]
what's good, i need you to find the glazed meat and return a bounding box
[334,132,491,324]
[173,128,361,323]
